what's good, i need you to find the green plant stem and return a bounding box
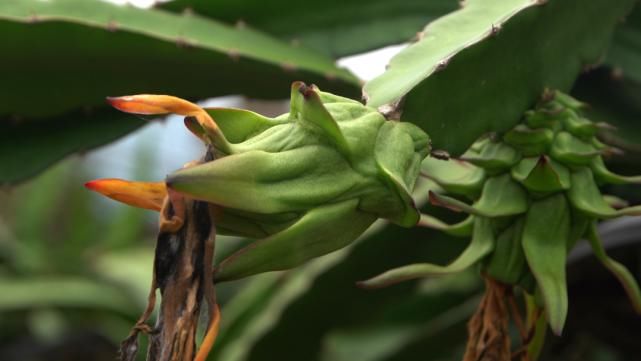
[525,293,546,361]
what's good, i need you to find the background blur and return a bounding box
[1,1,641,360]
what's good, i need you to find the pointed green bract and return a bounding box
[374,121,429,226]
[206,108,286,144]
[215,199,376,282]
[422,158,486,199]
[503,125,554,156]
[550,132,600,165]
[568,168,618,218]
[591,157,641,185]
[522,194,570,335]
[461,141,520,173]
[358,217,494,289]
[473,175,528,217]
[290,82,351,158]
[485,217,526,284]
[418,214,475,237]
[586,223,641,314]
[511,156,571,193]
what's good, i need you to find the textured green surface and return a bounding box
[0,0,359,183]
[0,0,358,118]
[364,0,636,155]
[162,0,459,58]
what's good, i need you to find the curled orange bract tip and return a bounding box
[85,178,167,211]
[106,94,202,116]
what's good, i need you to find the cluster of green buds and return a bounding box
[360,91,641,335]
[86,82,430,282]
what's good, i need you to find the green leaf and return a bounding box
[161,0,460,58]
[0,276,140,316]
[586,222,641,315]
[357,217,494,289]
[364,0,636,155]
[0,0,357,118]
[522,193,570,335]
[215,200,376,282]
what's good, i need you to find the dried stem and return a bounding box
[120,198,218,361]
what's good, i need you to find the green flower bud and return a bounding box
[362,90,641,335]
[92,82,430,282]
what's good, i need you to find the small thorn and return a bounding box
[415,31,425,41]
[106,20,118,32]
[533,0,548,5]
[602,147,625,157]
[541,88,555,102]
[28,13,39,23]
[459,0,467,8]
[611,67,624,80]
[490,23,501,35]
[182,7,194,16]
[227,49,240,61]
[430,149,450,160]
[595,121,617,131]
[235,19,246,29]
[324,72,336,81]
[290,38,301,47]
[436,59,449,71]
[175,36,194,48]
[281,62,297,73]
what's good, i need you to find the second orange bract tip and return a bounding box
[85,178,167,212]
[106,94,201,116]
